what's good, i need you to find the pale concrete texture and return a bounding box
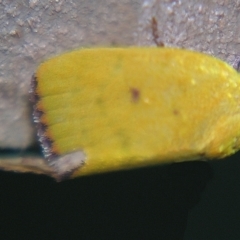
[136,0,240,66]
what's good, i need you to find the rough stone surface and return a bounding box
[136,0,240,66]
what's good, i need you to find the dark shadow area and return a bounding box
[0,161,213,240]
[185,152,240,240]
[0,144,43,157]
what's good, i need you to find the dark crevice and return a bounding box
[0,144,43,158]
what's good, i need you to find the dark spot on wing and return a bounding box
[173,109,179,115]
[130,87,140,102]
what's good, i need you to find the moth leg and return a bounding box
[151,17,164,47]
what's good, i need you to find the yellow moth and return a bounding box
[31,47,240,179]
